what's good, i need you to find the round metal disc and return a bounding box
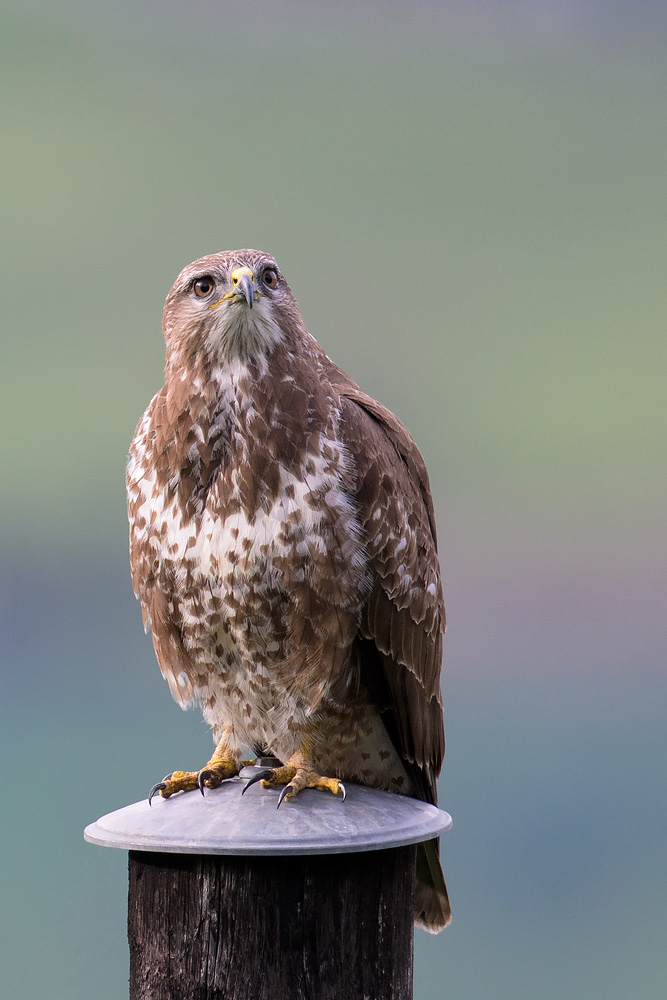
[84,776,452,856]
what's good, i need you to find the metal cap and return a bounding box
[84,773,452,856]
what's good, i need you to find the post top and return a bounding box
[84,772,452,856]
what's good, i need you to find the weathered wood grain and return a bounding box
[128,846,416,999]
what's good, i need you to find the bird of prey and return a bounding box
[126,249,450,931]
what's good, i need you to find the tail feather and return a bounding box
[414,838,451,933]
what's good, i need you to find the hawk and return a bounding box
[127,250,451,931]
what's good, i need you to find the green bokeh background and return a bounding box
[2,3,665,997]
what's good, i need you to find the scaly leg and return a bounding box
[148,727,242,804]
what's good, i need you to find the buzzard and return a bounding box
[127,250,450,931]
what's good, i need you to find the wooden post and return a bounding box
[84,776,452,1000]
[128,846,416,1000]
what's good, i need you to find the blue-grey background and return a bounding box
[1,2,665,997]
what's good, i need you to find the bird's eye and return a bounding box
[262,268,278,289]
[193,276,215,297]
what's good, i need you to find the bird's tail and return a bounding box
[414,838,451,933]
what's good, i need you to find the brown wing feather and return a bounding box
[336,385,445,805]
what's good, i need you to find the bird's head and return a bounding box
[162,249,304,369]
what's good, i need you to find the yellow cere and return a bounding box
[209,267,259,309]
[230,266,255,284]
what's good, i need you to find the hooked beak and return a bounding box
[228,266,255,308]
[208,266,258,311]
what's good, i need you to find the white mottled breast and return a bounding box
[127,361,364,755]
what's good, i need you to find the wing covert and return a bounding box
[337,388,445,803]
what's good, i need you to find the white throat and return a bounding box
[205,298,283,361]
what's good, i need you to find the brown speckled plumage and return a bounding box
[127,250,450,930]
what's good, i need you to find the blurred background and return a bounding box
[1,1,665,997]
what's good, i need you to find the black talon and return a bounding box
[339,782,347,802]
[277,784,293,809]
[241,768,274,795]
[148,782,166,806]
[198,770,209,796]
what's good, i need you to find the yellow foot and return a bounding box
[242,763,346,808]
[148,756,241,805]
